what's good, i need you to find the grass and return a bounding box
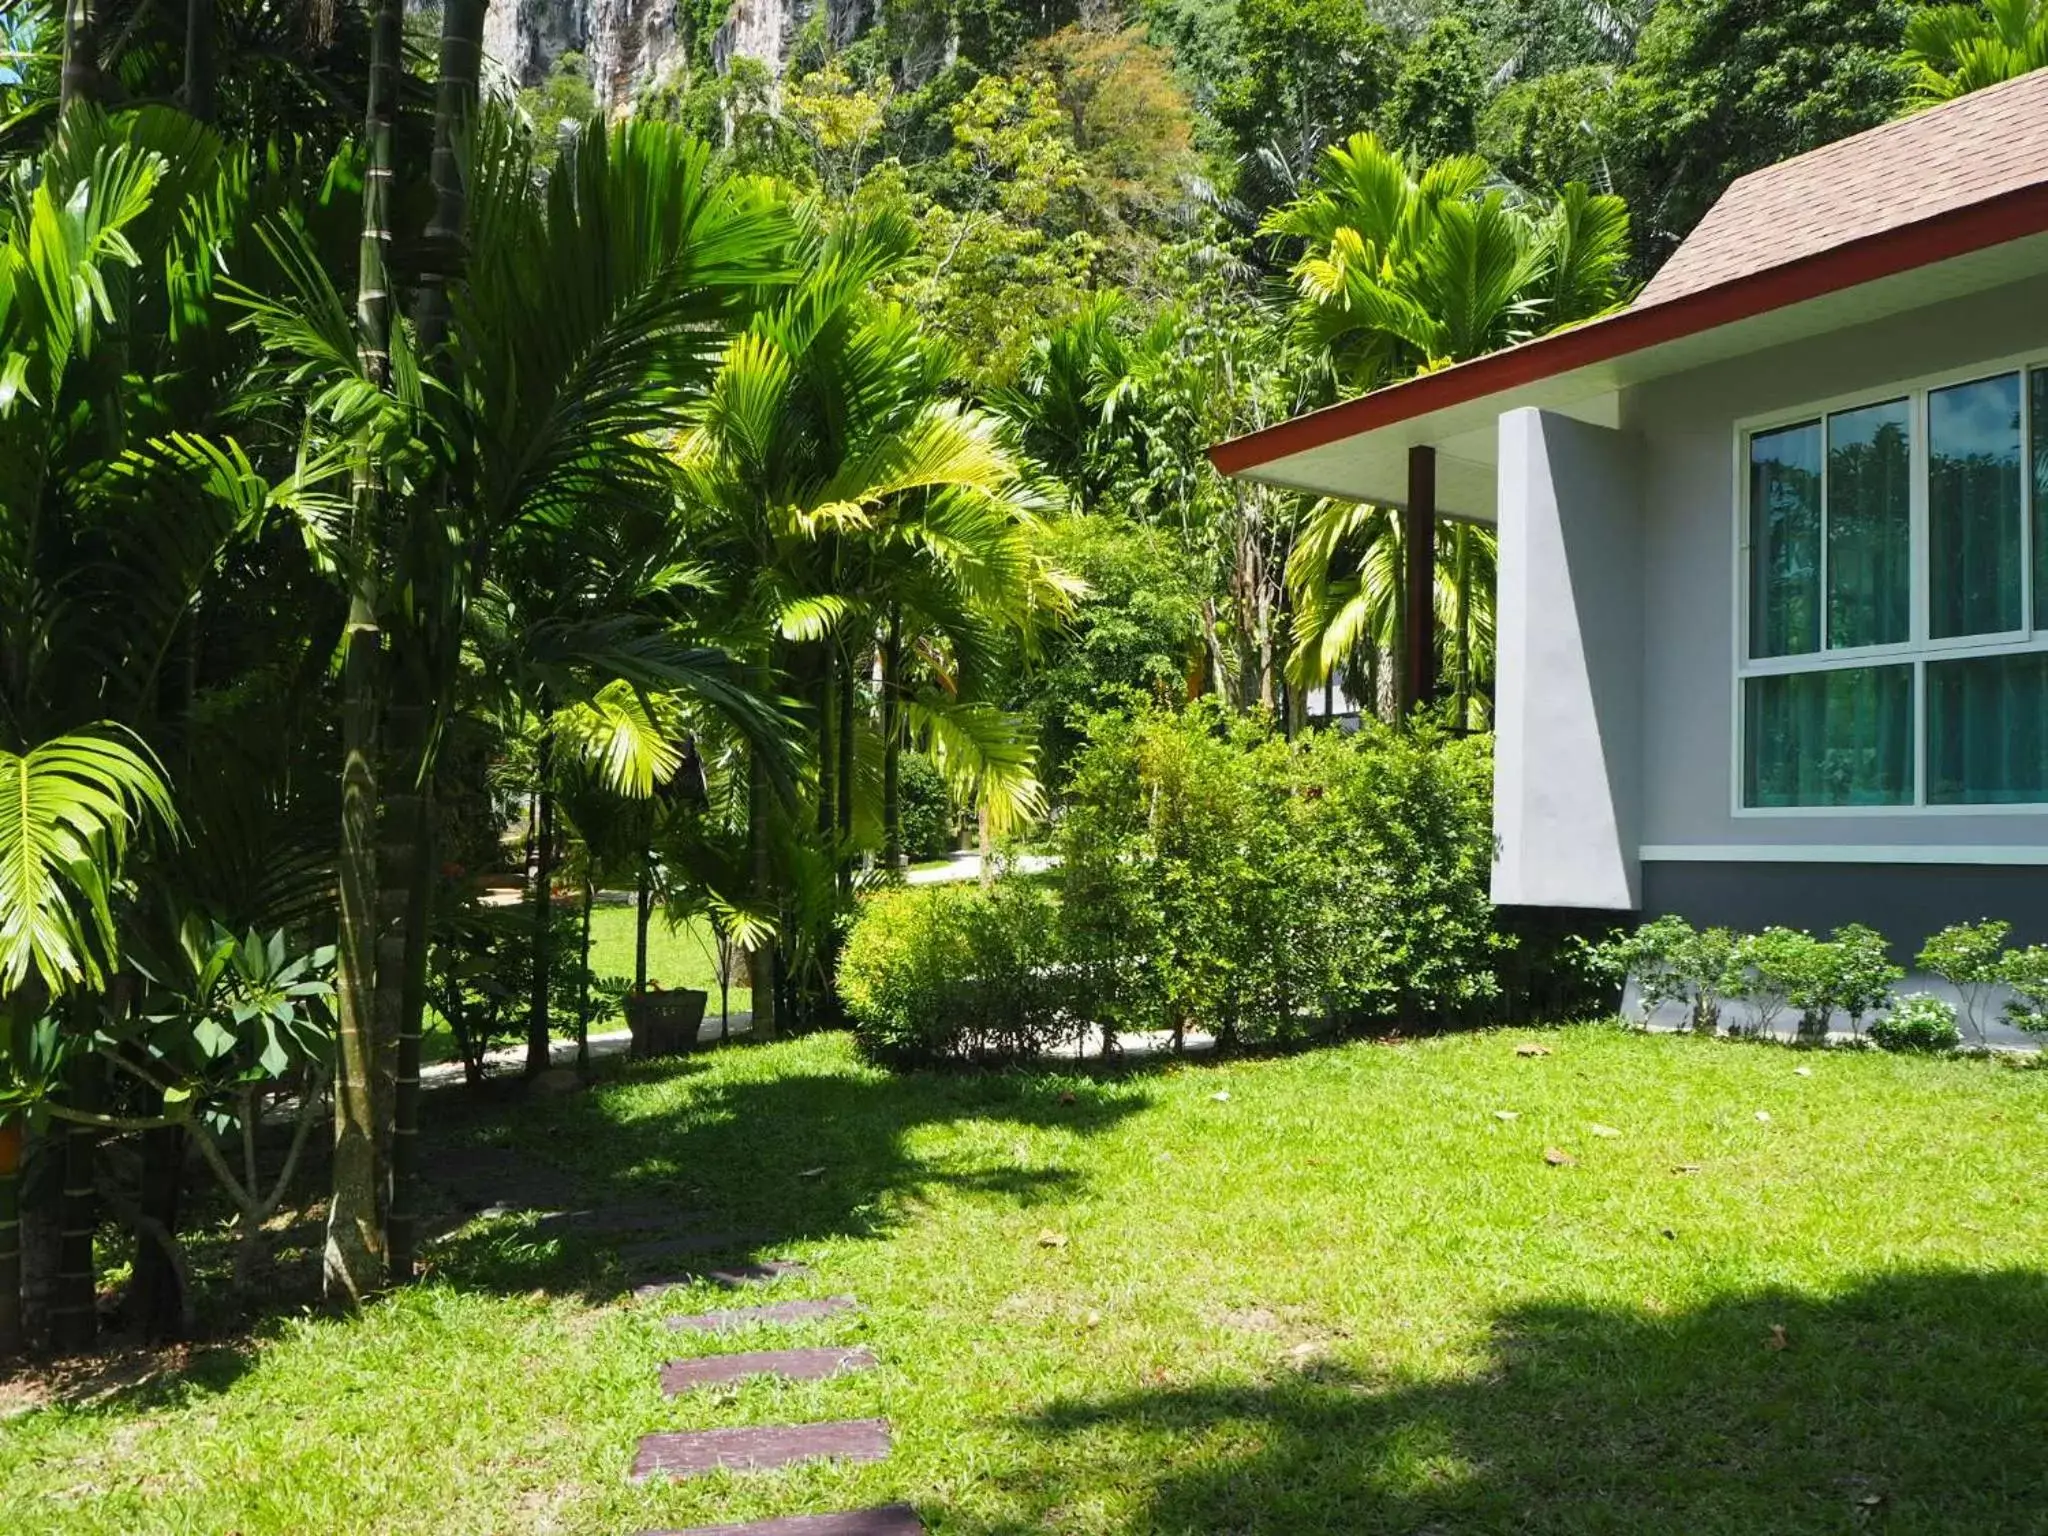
[4,1026,2046,1533]
[583,904,739,1004]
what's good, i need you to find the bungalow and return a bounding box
[1211,71,2048,954]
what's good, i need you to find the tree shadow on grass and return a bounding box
[958,1268,2048,1535]
[418,1050,1150,1303]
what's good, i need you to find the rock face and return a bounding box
[477,0,873,110]
[480,0,686,111]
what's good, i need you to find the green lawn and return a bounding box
[584,904,745,1009]
[5,1027,2046,1534]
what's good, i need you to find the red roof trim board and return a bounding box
[1209,179,2048,478]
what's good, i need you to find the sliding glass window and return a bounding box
[1741,364,2048,810]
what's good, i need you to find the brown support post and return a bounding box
[1402,444,1439,719]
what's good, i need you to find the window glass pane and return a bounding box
[1928,652,2048,804]
[1826,399,1911,648]
[2033,369,2048,631]
[1743,666,1914,808]
[1930,373,2023,638]
[1749,422,1821,657]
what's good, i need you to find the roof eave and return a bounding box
[1210,180,2048,478]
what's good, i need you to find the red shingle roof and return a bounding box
[1638,67,2048,307]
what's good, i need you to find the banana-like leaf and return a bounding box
[0,728,178,995]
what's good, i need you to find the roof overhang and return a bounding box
[1211,182,2048,523]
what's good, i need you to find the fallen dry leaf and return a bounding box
[1671,1163,1702,1174]
[1514,1043,1552,1058]
[1036,1229,1069,1249]
[1754,1110,1772,1124]
[1543,1147,1576,1166]
[1494,1109,1520,1121]
[1082,1310,1102,1329]
[1058,1090,1077,1104]
[1210,1090,1231,1102]
[798,1166,826,1179]
[1587,1123,1622,1138]
[1793,1067,1813,1077]
[1766,1323,1790,1351]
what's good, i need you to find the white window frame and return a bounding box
[1732,348,2048,817]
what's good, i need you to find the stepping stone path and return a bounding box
[666,1298,862,1333]
[621,1232,774,1266]
[626,1261,920,1530]
[631,1419,893,1482]
[633,1262,810,1300]
[660,1347,877,1396]
[642,1504,924,1535]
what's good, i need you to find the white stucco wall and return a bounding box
[1622,272,2048,861]
[1493,408,1643,908]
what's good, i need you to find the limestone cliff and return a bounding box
[478,0,875,111]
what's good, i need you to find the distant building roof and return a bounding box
[1639,68,2048,307]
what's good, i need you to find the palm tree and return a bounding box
[674,208,1063,1023]
[1905,0,2048,107]
[1270,134,1629,716]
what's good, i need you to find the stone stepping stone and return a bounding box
[620,1231,771,1266]
[666,1297,862,1333]
[629,1419,891,1482]
[641,1505,924,1535]
[632,1262,810,1299]
[528,1206,697,1238]
[659,1345,877,1395]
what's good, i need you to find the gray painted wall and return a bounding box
[1492,409,1643,908]
[1624,272,2048,860]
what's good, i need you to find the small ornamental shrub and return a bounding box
[839,881,1076,1067]
[896,752,957,863]
[1869,993,1962,1054]
[1917,920,2010,1044]
[1731,926,1817,1037]
[2000,944,2048,1035]
[1811,923,1906,1040]
[1592,916,1737,1032]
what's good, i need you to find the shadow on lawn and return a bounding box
[958,1268,2048,1535]
[418,1050,1149,1302]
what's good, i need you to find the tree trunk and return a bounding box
[130,1124,187,1341]
[576,879,593,1077]
[325,0,404,1308]
[51,1055,99,1354]
[412,0,485,357]
[525,727,557,1076]
[181,0,215,120]
[1453,523,1472,732]
[0,1119,20,1359]
[836,648,855,890]
[881,609,903,868]
[61,0,99,111]
[382,772,431,1283]
[634,856,652,993]
[746,658,778,1042]
[385,0,485,1288]
[815,643,837,841]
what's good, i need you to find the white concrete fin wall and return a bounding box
[1492,409,1643,909]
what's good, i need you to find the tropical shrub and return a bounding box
[1869,993,1963,1054]
[839,881,1076,1067]
[1917,920,2010,1044]
[1054,704,1501,1049]
[896,752,957,863]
